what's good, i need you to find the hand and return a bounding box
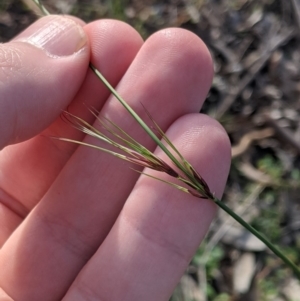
[0,15,230,301]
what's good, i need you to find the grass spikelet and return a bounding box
[58,109,209,199]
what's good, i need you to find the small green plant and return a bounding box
[212,293,230,301]
[259,276,282,301]
[257,155,283,182]
[252,191,282,242]
[108,0,128,21]
[193,244,224,270]
[32,0,300,281]
[192,244,225,299]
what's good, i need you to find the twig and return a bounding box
[216,28,295,119]
[291,0,300,37]
[231,128,274,158]
[265,115,300,155]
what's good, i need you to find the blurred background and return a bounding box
[2,0,300,300]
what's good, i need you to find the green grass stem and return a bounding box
[32,0,300,280]
[213,197,300,279]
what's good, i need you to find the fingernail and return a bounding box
[15,16,87,56]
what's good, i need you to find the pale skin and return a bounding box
[0,15,231,300]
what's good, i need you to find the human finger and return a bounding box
[0,29,214,301]
[0,19,143,244]
[0,15,89,150]
[64,114,231,301]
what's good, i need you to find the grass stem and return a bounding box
[32,0,300,280]
[213,197,300,279]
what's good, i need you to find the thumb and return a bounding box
[0,15,89,149]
